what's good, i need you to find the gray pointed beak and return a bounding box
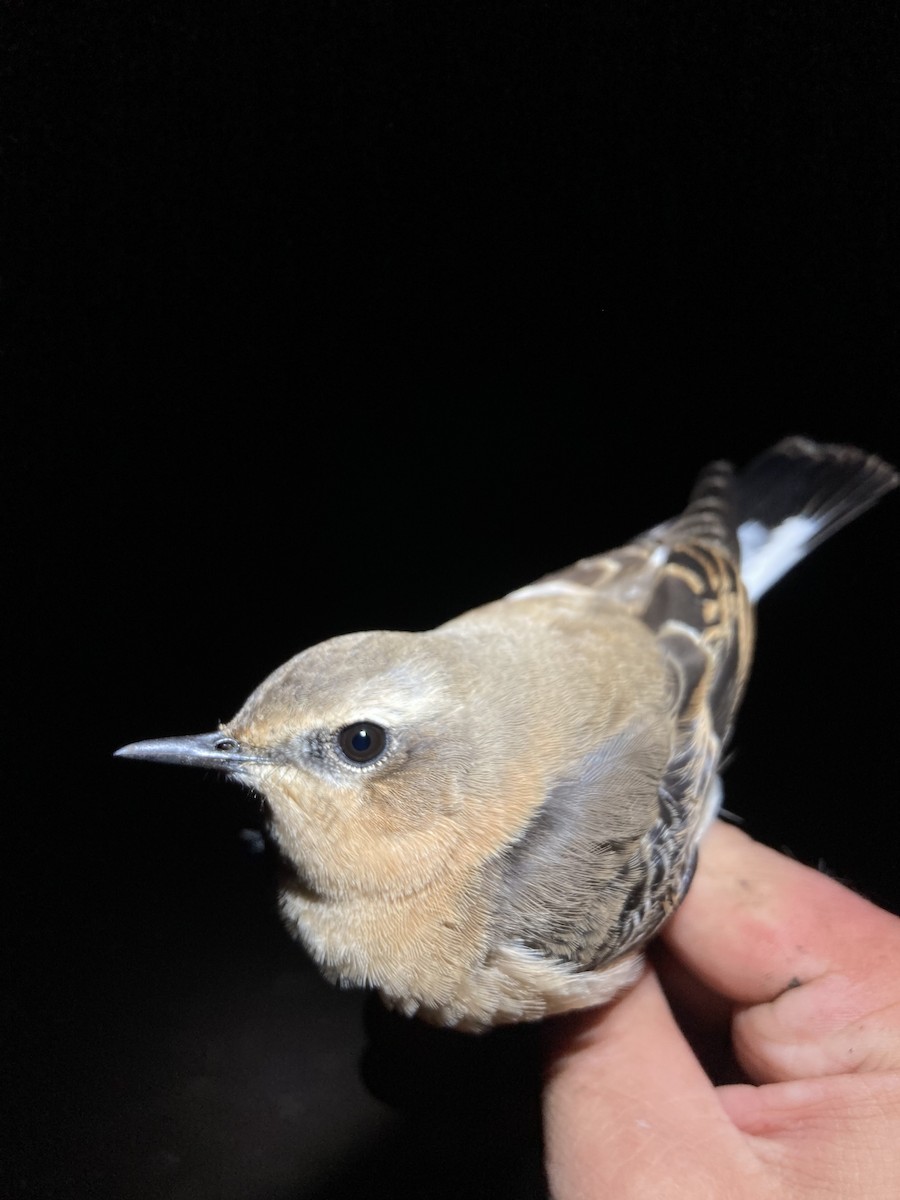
[114,732,260,770]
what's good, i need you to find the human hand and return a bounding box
[544,822,900,1198]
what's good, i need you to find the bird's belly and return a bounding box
[278,879,648,1030]
[277,877,491,1016]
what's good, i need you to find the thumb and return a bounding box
[543,967,761,1198]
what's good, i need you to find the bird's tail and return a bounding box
[734,437,897,602]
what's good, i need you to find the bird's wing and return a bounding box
[517,458,755,743]
[489,618,722,969]
[490,463,751,966]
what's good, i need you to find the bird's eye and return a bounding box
[337,722,387,765]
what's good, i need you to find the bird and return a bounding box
[116,438,897,1031]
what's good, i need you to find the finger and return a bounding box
[663,822,900,1003]
[717,1072,900,1138]
[717,1072,900,1197]
[650,942,744,1085]
[544,967,762,1196]
[662,822,900,1081]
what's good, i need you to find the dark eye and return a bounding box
[337,722,387,764]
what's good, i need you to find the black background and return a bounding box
[4,3,898,1198]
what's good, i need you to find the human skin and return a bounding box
[544,822,900,1198]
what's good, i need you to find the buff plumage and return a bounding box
[117,438,897,1030]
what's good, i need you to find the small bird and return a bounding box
[116,438,896,1031]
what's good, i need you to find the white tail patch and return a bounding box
[738,514,823,602]
[506,579,591,602]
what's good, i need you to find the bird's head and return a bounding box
[115,629,507,902]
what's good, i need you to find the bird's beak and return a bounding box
[114,732,260,771]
